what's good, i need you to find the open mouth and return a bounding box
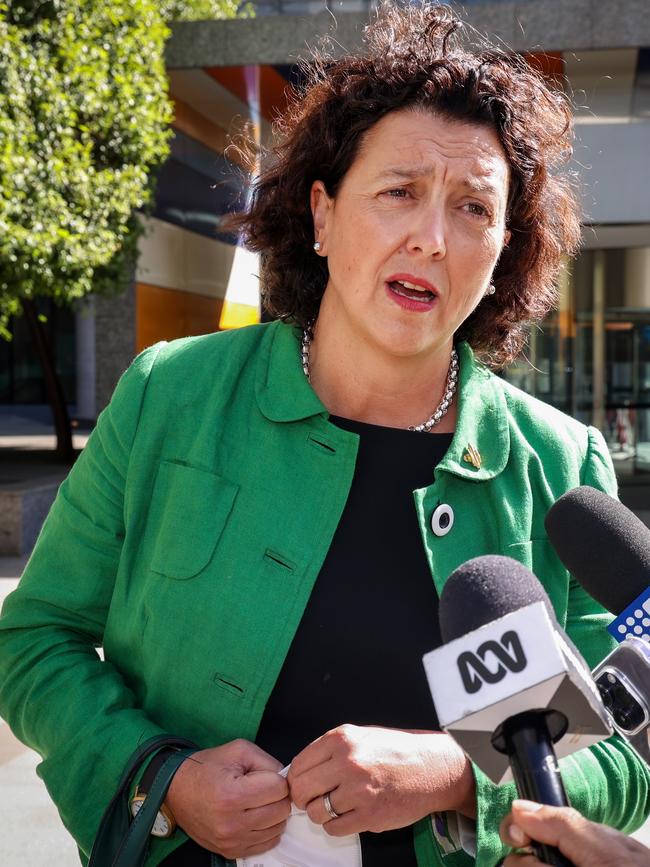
[387,279,436,303]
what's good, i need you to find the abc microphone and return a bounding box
[546,486,650,762]
[422,555,612,867]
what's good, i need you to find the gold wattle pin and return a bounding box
[463,444,482,469]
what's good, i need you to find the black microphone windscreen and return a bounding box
[545,486,650,616]
[439,555,555,643]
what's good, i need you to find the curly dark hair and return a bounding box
[231,2,581,368]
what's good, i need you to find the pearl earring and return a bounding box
[486,283,496,296]
[313,241,321,253]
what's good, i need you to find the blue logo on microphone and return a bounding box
[608,588,650,644]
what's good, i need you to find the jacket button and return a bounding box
[431,504,454,537]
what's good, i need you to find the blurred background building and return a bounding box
[2,0,650,482]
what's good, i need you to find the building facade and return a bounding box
[3,0,650,483]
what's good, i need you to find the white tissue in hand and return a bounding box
[237,764,361,867]
[237,804,362,867]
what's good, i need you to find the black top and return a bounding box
[161,418,451,866]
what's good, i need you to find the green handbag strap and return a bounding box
[112,747,196,867]
[89,735,197,867]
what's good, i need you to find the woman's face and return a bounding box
[311,108,511,363]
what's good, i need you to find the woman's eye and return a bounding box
[464,201,491,218]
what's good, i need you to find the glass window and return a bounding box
[504,245,650,476]
[0,300,76,406]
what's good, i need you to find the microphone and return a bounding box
[545,486,650,761]
[422,555,612,867]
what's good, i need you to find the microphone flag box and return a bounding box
[608,587,650,644]
[422,602,612,784]
[592,636,650,764]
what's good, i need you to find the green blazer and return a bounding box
[0,321,648,867]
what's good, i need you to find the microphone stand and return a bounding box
[492,709,574,867]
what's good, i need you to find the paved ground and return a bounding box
[0,406,91,456]
[1,724,80,867]
[1,573,80,866]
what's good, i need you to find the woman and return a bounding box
[0,4,648,867]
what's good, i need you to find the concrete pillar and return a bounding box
[625,248,650,308]
[94,279,137,414]
[592,250,606,432]
[75,298,96,421]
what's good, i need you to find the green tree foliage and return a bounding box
[161,0,253,20]
[0,0,174,338]
[0,0,252,339]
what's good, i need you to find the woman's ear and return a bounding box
[310,180,333,254]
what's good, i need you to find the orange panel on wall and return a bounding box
[260,65,295,122]
[171,97,250,171]
[524,52,566,88]
[171,97,228,152]
[205,65,293,122]
[136,283,223,353]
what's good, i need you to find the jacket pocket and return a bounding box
[147,460,238,580]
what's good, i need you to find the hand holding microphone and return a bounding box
[499,799,650,867]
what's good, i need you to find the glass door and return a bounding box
[505,244,650,477]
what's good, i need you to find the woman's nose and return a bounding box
[405,208,446,259]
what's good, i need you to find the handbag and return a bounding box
[88,734,198,867]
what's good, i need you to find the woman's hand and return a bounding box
[165,739,291,859]
[500,800,650,867]
[287,725,476,836]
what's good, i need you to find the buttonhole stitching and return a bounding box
[212,673,244,696]
[263,549,296,572]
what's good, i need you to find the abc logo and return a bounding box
[457,630,527,694]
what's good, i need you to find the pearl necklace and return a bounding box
[300,320,459,432]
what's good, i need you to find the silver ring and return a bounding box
[323,791,340,820]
